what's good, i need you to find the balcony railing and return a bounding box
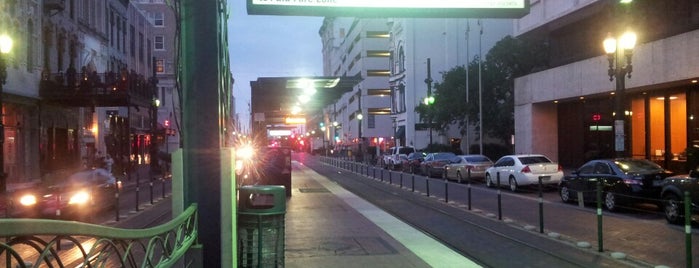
[0,204,198,267]
[40,69,155,107]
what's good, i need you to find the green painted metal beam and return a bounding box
[180,0,230,267]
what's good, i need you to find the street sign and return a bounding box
[615,120,624,152]
[247,0,529,18]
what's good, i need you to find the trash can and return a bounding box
[238,185,286,267]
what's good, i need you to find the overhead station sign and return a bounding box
[247,0,529,18]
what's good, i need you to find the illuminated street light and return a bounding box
[425,58,434,145]
[604,30,636,157]
[357,112,363,162]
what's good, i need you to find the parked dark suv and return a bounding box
[661,170,699,224]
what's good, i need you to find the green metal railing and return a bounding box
[0,204,198,268]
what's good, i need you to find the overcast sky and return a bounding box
[228,1,324,132]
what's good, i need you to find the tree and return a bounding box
[416,35,548,147]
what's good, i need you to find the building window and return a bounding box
[368,115,375,129]
[116,16,121,50]
[154,35,164,50]
[367,70,390,76]
[367,50,390,57]
[632,93,687,162]
[389,51,395,74]
[123,20,127,53]
[156,59,164,73]
[366,31,390,38]
[399,46,405,72]
[139,32,144,63]
[130,25,136,58]
[391,84,406,113]
[153,12,164,27]
[160,87,167,106]
[110,11,114,47]
[367,89,391,96]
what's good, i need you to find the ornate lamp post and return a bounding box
[603,30,636,158]
[0,33,12,194]
[151,97,160,172]
[150,57,159,175]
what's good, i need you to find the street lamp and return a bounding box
[357,113,363,162]
[0,33,12,194]
[320,125,326,156]
[604,30,636,158]
[425,58,434,146]
[150,96,160,173]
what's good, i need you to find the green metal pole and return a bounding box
[597,180,603,252]
[685,191,692,268]
[538,176,544,233]
[497,172,502,220]
[412,173,415,192]
[467,168,472,210]
[180,0,225,266]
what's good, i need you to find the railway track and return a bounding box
[303,157,642,268]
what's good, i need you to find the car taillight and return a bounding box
[521,165,531,173]
[558,165,563,172]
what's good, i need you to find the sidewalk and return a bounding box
[285,161,477,267]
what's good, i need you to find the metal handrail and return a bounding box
[0,204,198,268]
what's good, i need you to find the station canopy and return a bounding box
[250,75,362,126]
[247,0,529,18]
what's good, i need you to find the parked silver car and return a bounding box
[443,154,493,181]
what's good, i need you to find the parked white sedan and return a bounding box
[443,154,493,181]
[484,154,563,192]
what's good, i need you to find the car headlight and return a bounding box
[19,194,37,206]
[68,191,90,205]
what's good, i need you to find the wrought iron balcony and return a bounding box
[0,204,198,267]
[40,70,155,108]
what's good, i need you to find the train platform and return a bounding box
[285,160,478,268]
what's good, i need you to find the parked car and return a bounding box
[443,154,493,181]
[660,171,699,224]
[402,152,427,174]
[485,154,563,192]
[558,158,672,211]
[420,152,456,178]
[382,146,416,170]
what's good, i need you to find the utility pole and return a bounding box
[465,20,470,154]
[478,19,483,154]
